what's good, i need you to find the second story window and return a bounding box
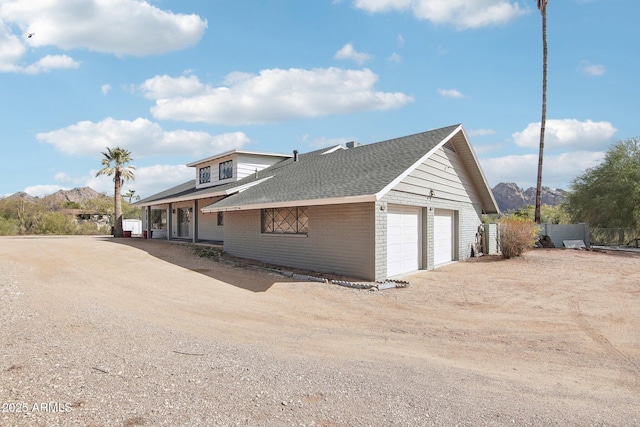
[219,160,233,180]
[199,166,211,184]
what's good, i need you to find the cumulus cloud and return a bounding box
[86,164,193,198]
[480,150,606,189]
[349,0,527,29]
[23,54,80,74]
[101,84,112,95]
[437,88,466,98]
[23,184,67,197]
[0,0,207,57]
[140,68,413,125]
[37,118,251,158]
[512,119,617,151]
[334,43,371,64]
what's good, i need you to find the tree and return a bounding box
[124,189,136,203]
[566,138,640,230]
[96,147,136,237]
[534,0,549,224]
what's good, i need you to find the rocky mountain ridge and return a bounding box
[492,182,567,212]
[2,187,105,206]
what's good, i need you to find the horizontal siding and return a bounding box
[224,203,376,280]
[394,147,482,205]
[195,154,287,189]
[197,197,224,241]
[236,154,286,179]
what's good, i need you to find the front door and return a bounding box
[178,208,191,238]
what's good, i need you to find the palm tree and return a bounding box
[534,0,548,224]
[96,147,136,237]
[124,189,136,204]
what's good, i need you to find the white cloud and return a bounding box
[0,0,207,57]
[139,74,204,99]
[85,164,193,198]
[397,34,405,48]
[141,68,413,125]
[437,88,466,98]
[23,54,80,74]
[24,184,67,197]
[480,150,606,189]
[512,119,617,150]
[350,0,527,29]
[579,61,605,76]
[37,118,251,158]
[334,43,371,64]
[101,84,112,95]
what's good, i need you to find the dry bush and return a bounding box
[499,216,538,259]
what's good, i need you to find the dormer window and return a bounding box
[199,166,211,184]
[219,160,233,180]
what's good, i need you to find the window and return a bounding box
[217,211,224,226]
[261,207,308,235]
[199,166,211,184]
[219,160,233,180]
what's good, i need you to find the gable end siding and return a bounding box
[393,147,482,205]
[224,203,376,280]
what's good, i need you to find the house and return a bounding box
[136,124,499,281]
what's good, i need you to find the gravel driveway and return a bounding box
[1,236,639,426]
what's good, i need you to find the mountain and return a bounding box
[491,182,567,212]
[43,187,104,206]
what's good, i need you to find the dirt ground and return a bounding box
[1,236,639,426]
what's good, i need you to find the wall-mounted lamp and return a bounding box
[172,209,176,214]
[429,189,435,198]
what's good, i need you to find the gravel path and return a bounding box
[1,237,639,426]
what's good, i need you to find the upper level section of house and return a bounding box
[187,150,292,190]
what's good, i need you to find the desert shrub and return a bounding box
[33,212,78,235]
[0,217,18,235]
[499,216,538,259]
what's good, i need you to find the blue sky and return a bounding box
[0,0,636,199]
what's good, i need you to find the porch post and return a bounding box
[167,204,172,240]
[193,199,199,243]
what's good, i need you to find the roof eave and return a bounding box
[201,194,376,213]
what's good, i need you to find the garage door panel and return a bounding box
[387,206,420,277]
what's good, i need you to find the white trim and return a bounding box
[321,145,346,155]
[225,176,273,195]
[374,125,463,201]
[200,194,375,213]
[137,192,226,207]
[186,149,291,167]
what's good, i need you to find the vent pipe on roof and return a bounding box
[293,150,299,162]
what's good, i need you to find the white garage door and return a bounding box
[387,205,420,277]
[434,210,454,265]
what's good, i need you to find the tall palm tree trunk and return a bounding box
[534,0,548,224]
[113,171,124,237]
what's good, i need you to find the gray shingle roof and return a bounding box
[204,124,461,210]
[137,124,498,214]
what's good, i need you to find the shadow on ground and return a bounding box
[102,236,290,293]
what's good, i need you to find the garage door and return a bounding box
[387,205,420,277]
[434,210,454,265]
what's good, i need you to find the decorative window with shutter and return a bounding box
[261,207,308,235]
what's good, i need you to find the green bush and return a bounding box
[34,212,78,235]
[499,216,538,259]
[0,217,18,235]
